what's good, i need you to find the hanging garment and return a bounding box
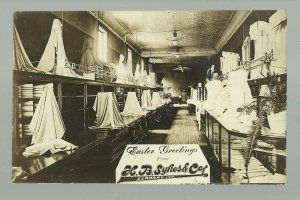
[115,54,129,84]
[13,25,39,72]
[227,69,254,110]
[126,50,134,78]
[141,90,153,109]
[242,36,251,62]
[79,37,95,72]
[90,92,126,129]
[29,83,65,144]
[249,21,271,59]
[122,92,145,116]
[152,92,163,108]
[134,64,142,86]
[36,19,82,78]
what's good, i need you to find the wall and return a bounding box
[13,11,147,75]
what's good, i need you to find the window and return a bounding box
[98,25,107,62]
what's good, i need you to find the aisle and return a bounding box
[143,106,222,183]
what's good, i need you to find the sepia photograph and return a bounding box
[12,10,287,184]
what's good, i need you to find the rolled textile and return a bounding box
[122,92,144,116]
[91,92,126,128]
[36,19,82,78]
[13,25,39,72]
[29,83,65,144]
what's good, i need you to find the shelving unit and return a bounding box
[13,70,164,170]
[201,74,287,184]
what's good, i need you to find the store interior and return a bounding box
[12,10,287,184]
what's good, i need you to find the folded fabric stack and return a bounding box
[19,84,33,98]
[23,139,78,158]
[33,84,45,98]
[20,100,33,118]
[203,80,223,110]
[122,92,145,117]
[220,51,240,74]
[22,124,33,136]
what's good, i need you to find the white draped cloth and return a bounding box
[13,25,39,72]
[23,83,77,157]
[227,69,254,110]
[115,54,129,84]
[36,19,82,78]
[29,83,65,144]
[90,92,126,129]
[151,92,163,108]
[141,90,153,109]
[203,80,223,110]
[122,92,145,116]
[134,64,142,86]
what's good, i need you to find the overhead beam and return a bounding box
[215,10,252,53]
[141,48,216,57]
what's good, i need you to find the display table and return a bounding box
[202,107,286,184]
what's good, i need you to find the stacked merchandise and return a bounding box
[141,90,153,110]
[220,52,240,74]
[268,10,287,75]
[248,21,271,79]
[89,92,126,129]
[36,19,83,79]
[19,84,34,118]
[121,92,145,117]
[23,83,78,157]
[151,92,163,108]
[203,79,223,110]
[220,69,256,126]
[33,84,45,111]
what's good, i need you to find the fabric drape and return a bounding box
[122,92,145,116]
[227,69,253,110]
[90,92,126,128]
[152,92,163,108]
[36,19,82,78]
[141,90,153,109]
[134,64,142,86]
[13,25,39,72]
[29,83,65,144]
[115,54,129,83]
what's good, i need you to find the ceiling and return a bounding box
[98,11,252,66]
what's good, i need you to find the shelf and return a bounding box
[253,148,286,157]
[14,70,162,91]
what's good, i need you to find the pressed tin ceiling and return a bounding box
[98,10,251,65]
